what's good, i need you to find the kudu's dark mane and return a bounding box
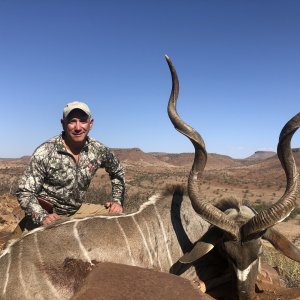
[160,185,243,213]
[159,185,244,214]
[160,184,187,198]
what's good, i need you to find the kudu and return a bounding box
[0,56,299,300]
[165,55,300,299]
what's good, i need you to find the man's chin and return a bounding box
[71,136,86,143]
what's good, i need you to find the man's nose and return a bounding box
[75,121,81,130]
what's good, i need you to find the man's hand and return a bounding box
[42,213,59,226]
[105,202,123,214]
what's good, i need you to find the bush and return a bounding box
[247,201,299,221]
[254,201,268,212]
[85,186,111,205]
[124,192,148,213]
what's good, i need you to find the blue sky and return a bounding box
[1,0,299,158]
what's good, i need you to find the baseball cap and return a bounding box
[63,101,92,119]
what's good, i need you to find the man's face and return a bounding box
[62,109,93,144]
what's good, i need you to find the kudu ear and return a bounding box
[179,227,223,264]
[263,228,300,263]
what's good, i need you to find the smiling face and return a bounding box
[61,109,93,150]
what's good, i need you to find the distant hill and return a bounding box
[245,151,276,161]
[0,156,30,163]
[150,152,194,167]
[111,148,167,166]
[108,149,242,169]
[114,149,257,170]
[1,148,299,171]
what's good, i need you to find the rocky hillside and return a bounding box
[1,149,299,170]
[245,151,276,161]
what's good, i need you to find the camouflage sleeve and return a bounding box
[102,148,125,205]
[15,149,49,225]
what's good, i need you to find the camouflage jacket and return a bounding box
[16,134,125,225]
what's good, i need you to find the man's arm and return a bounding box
[16,150,49,225]
[102,148,125,211]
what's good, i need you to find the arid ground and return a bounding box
[0,148,299,297]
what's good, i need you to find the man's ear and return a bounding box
[89,118,94,130]
[61,119,65,130]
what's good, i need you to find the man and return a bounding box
[15,101,125,233]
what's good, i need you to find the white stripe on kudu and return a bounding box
[17,240,29,299]
[34,233,60,298]
[143,217,163,271]
[2,251,11,296]
[132,215,154,266]
[73,221,93,265]
[115,218,136,266]
[154,204,173,267]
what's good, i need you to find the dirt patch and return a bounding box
[0,194,23,248]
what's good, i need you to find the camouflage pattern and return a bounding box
[16,134,125,225]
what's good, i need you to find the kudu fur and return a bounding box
[0,188,210,299]
[0,56,299,300]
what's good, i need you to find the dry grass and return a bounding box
[262,246,300,288]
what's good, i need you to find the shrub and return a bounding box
[85,186,111,205]
[250,201,268,213]
[0,216,6,225]
[124,192,148,213]
[285,206,300,221]
[262,246,300,288]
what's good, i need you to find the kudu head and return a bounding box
[165,55,300,299]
